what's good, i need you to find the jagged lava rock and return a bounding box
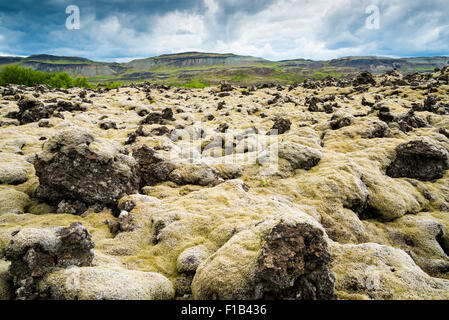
[34,127,140,212]
[387,140,449,181]
[2,222,94,299]
[192,212,335,300]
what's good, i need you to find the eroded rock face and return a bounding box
[34,128,140,213]
[387,140,449,181]
[2,222,94,299]
[255,222,336,300]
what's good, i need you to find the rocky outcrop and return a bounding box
[1,222,94,299]
[12,97,85,124]
[133,145,174,186]
[255,221,335,300]
[192,212,335,300]
[34,128,140,213]
[269,118,291,135]
[387,140,449,181]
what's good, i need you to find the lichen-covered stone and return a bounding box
[177,245,210,273]
[0,260,13,300]
[0,153,31,185]
[38,266,174,300]
[0,188,31,215]
[2,222,94,299]
[168,163,222,186]
[332,242,449,300]
[278,142,322,171]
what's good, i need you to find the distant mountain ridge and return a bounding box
[1,52,448,85]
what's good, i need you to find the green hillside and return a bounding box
[0,52,447,87]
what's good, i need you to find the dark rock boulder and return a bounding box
[256,221,336,300]
[125,125,149,145]
[16,97,54,124]
[306,96,322,112]
[219,81,233,92]
[378,106,394,123]
[330,115,352,130]
[34,128,140,213]
[268,118,291,135]
[133,145,175,186]
[141,108,175,125]
[99,120,117,130]
[387,140,449,181]
[1,222,94,299]
[353,71,376,86]
[360,120,391,139]
[396,110,428,133]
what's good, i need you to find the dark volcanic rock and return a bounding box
[330,115,352,130]
[353,71,376,86]
[378,106,394,123]
[360,120,391,139]
[306,96,322,112]
[56,200,87,215]
[396,110,428,133]
[387,140,449,181]
[2,222,94,300]
[125,125,149,145]
[268,118,291,135]
[141,108,175,125]
[16,97,54,124]
[255,221,336,300]
[133,145,175,186]
[55,100,84,112]
[13,97,84,125]
[99,120,117,130]
[34,128,140,212]
[151,126,170,136]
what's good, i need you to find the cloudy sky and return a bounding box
[0,0,448,62]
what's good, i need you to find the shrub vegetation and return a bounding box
[0,65,91,88]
